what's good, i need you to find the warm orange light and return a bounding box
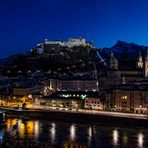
[26,121,34,137]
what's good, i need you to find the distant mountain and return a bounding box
[98,40,148,69]
[101,40,148,61]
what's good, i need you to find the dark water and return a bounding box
[0,118,148,147]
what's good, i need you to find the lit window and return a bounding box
[121,96,127,100]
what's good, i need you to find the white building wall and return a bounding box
[39,38,89,48]
[57,80,99,91]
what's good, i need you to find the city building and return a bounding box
[84,97,104,110]
[98,49,148,113]
[37,91,85,109]
[37,37,93,49]
[13,84,42,96]
[2,38,148,115]
[43,79,99,93]
[106,84,148,113]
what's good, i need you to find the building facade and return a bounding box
[37,37,93,49]
[84,97,104,110]
[106,85,148,113]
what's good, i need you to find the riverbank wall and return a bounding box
[1,108,148,128]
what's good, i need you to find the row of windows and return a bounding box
[85,103,100,107]
[85,101,100,104]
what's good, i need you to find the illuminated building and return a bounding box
[107,84,148,113]
[37,37,93,49]
[84,97,104,110]
[45,79,99,92]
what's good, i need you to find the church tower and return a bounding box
[137,50,143,68]
[109,51,118,70]
[144,49,148,77]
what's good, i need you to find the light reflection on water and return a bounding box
[0,118,148,147]
[88,126,92,139]
[70,124,75,141]
[122,133,128,145]
[34,121,39,140]
[138,133,144,148]
[113,129,119,145]
[50,122,56,144]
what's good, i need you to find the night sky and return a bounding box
[0,0,148,58]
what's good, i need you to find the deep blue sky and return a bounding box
[0,0,148,58]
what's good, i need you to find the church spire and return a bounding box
[139,50,142,57]
[111,50,114,56]
[137,50,143,68]
[109,50,118,70]
[144,49,148,77]
[146,49,148,60]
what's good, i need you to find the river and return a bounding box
[0,117,148,147]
